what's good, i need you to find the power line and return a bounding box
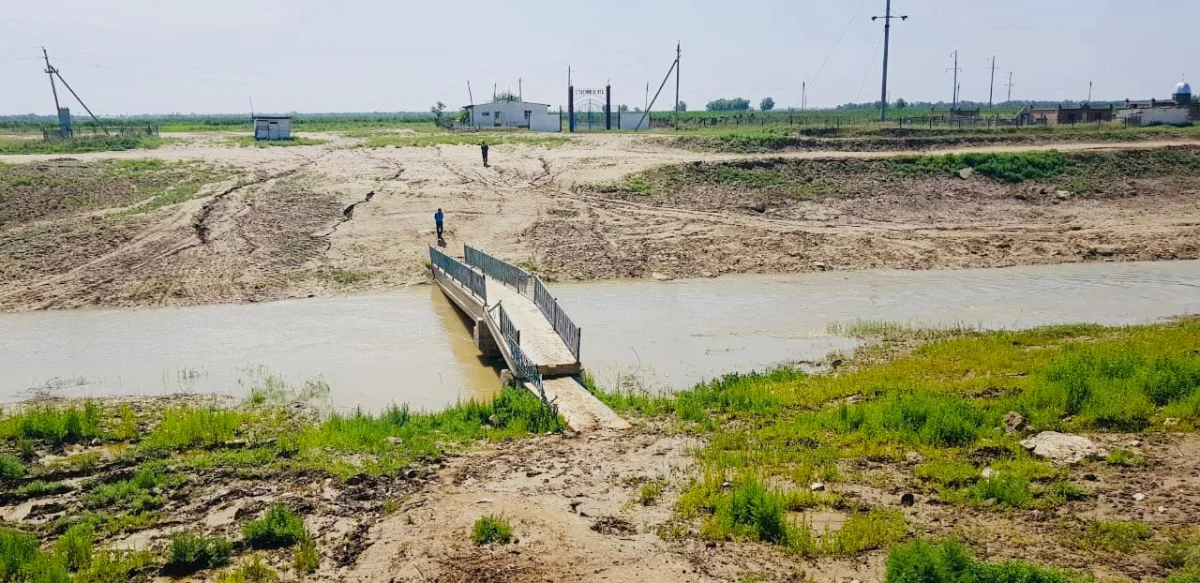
[856,35,884,103]
[905,0,1019,16]
[808,0,870,92]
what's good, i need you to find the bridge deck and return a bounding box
[485,280,579,376]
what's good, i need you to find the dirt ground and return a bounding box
[337,424,1200,583]
[1,132,1198,312]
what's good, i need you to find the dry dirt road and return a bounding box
[1,132,1198,312]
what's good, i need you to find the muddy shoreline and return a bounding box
[1,135,1199,313]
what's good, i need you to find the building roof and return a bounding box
[253,116,292,120]
[465,100,552,109]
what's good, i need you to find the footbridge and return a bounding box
[429,245,629,431]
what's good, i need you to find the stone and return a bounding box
[477,498,495,504]
[385,437,404,446]
[905,451,925,464]
[1133,493,1146,502]
[651,272,672,281]
[958,167,975,180]
[1020,431,1108,465]
[1164,418,1181,427]
[813,262,827,271]
[1002,411,1027,435]
[981,467,996,479]
[810,482,825,492]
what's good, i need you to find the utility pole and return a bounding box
[988,55,996,109]
[42,47,61,114]
[645,82,649,112]
[802,81,807,110]
[947,50,962,110]
[674,41,681,128]
[873,0,908,122]
[1088,80,1093,103]
[519,78,523,101]
[1006,71,1014,103]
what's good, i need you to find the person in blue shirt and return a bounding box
[434,208,444,239]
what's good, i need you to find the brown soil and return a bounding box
[338,425,1200,583]
[1,134,1198,312]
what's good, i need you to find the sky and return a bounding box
[0,0,1196,115]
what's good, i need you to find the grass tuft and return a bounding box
[472,515,513,545]
[243,504,306,550]
[885,537,1078,582]
[165,532,233,574]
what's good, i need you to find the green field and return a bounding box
[0,135,168,155]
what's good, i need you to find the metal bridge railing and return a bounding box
[496,303,520,346]
[429,246,486,303]
[464,245,530,295]
[505,335,546,402]
[532,276,582,361]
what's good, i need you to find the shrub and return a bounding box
[243,504,306,549]
[885,537,1075,583]
[166,532,233,574]
[471,515,513,545]
[0,455,25,480]
[54,524,93,571]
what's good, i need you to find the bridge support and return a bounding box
[473,317,501,358]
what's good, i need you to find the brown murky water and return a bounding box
[2,261,1197,411]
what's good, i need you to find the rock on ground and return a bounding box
[1020,431,1108,465]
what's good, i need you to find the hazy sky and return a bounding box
[1,0,1195,115]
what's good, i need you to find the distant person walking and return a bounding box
[480,141,489,167]
[434,208,444,239]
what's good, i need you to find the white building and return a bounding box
[253,116,292,140]
[464,100,559,132]
[1118,82,1198,127]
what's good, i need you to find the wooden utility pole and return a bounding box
[988,55,996,108]
[947,50,962,110]
[42,47,61,114]
[1006,71,1014,103]
[873,0,907,121]
[674,42,681,128]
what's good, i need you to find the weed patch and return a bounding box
[472,515,513,545]
[166,532,233,574]
[885,537,1078,582]
[243,504,305,549]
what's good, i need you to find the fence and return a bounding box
[464,245,530,294]
[429,246,486,302]
[532,277,582,361]
[42,124,160,141]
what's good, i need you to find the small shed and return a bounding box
[253,116,292,141]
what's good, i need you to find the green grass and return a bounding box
[362,133,570,148]
[0,524,148,582]
[588,319,1200,551]
[885,537,1079,582]
[242,504,306,550]
[14,481,71,499]
[471,515,513,545]
[0,402,102,446]
[0,456,25,480]
[54,524,94,572]
[227,136,326,148]
[292,532,319,574]
[1079,521,1154,552]
[0,135,166,155]
[639,480,666,506]
[81,462,180,512]
[1106,449,1150,467]
[215,554,278,583]
[165,532,233,574]
[887,151,1070,183]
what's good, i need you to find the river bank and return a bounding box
[1,319,1197,582]
[1,135,1198,313]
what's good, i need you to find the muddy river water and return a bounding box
[2,261,1198,412]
